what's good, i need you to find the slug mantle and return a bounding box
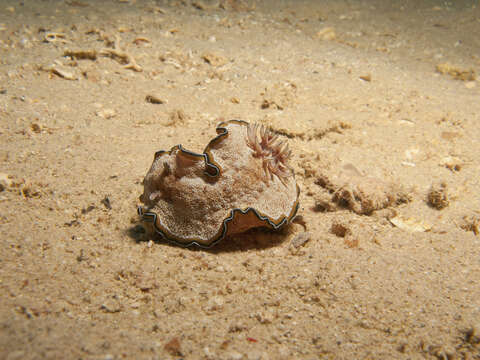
[138,120,300,248]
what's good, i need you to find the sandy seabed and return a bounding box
[1,0,479,359]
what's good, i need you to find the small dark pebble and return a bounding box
[145,94,164,104]
[65,219,81,227]
[101,196,112,210]
[81,205,96,214]
[76,249,87,262]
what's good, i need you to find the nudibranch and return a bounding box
[138,120,300,248]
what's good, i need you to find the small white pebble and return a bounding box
[96,108,116,119]
[226,350,243,360]
[465,81,476,89]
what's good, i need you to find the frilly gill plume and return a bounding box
[246,123,293,184]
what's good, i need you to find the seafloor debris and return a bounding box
[43,32,68,44]
[316,27,336,41]
[332,177,409,215]
[427,182,449,210]
[40,64,78,80]
[330,222,350,238]
[436,63,476,81]
[272,120,350,141]
[260,82,297,111]
[132,37,151,45]
[219,0,254,11]
[359,74,371,82]
[101,196,112,210]
[64,49,97,61]
[0,173,12,192]
[315,165,411,215]
[440,156,462,172]
[138,120,299,247]
[100,35,142,72]
[158,50,196,71]
[202,52,228,67]
[166,109,187,126]
[145,94,165,104]
[0,174,43,199]
[290,232,311,249]
[389,213,432,233]
[329,221,360,248]
[460,215,479,236]
[96,108,116,119]
[164,337,182,357]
